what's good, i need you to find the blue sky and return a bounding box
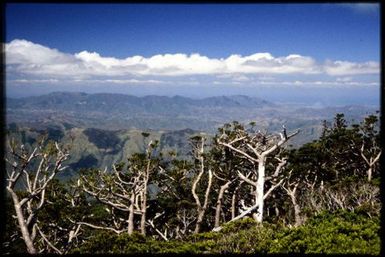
[5,3,380,105]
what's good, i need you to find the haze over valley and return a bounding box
[6,91,378,179]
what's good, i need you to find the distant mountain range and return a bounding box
[6,91,378,179]
[7,91,274,113]
[6,91,377,134]
[6,92,277,132]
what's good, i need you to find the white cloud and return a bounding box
[323,60,379,76]
[4,39,380,88]
[5,39,75,65]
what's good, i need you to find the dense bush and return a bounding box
[71,210,380,254]
[269,210,380,254]
[213,222,279,253]
[71,232,149,254]
[71,231,215,254]
[209,210,380,254]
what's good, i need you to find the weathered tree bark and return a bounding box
[140,191,147,235]
[140,160,151,236]
[282,180,302,227]
[214,180,232,228]
[231,181,244,219]
[191,136,213,234]
[291,195,302,227]
[193,169,213,234]
[176,209,196,238]
[255,155,266,222]
[231,192,236,219]
[128,192,135,235]
[8,190,37,254]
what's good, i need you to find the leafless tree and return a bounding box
[281,169,303,227]
[213,170,236,228]
[77,140,159,236]
[78,165,142,235]
[5,138,69,254]
[360,143,381,182]
[217,125,299,224]
[190,136,213,234]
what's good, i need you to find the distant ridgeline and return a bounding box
[5,124,200,180]
[6,92,378,180]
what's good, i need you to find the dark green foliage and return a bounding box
[213,222,279,253]
[219,217,258,234]
[71,231,214,254]
[70,210,380,254]
[269,210,380,254]
[72,231,147,254]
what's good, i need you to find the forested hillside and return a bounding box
[3,113,381,254]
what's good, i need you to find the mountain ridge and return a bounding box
[6,91,377,144]
[6,91,275,111]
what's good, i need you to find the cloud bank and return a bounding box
[5,39,380,88]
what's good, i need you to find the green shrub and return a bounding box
[213,221,282,254]
[71,231,150,254]
[220,217,258,234]
[71,211,380,254]
[269,210,380,254]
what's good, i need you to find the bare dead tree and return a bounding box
[77,140,159,236]
[360,143,381,182]
[212,178,283,232]
[139,140,159,236]
[190,136,213,234]
[78,165,143,235]
[176,209,196,239]
[309,180,381,216]
[350,183,381,216]
[213,180,232,228]
[281,169,303,227]
[146,211,169,241]
[5,139,69,254]
[231,180,244,219]
[213,170,236,228]
[217,125,299,223]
